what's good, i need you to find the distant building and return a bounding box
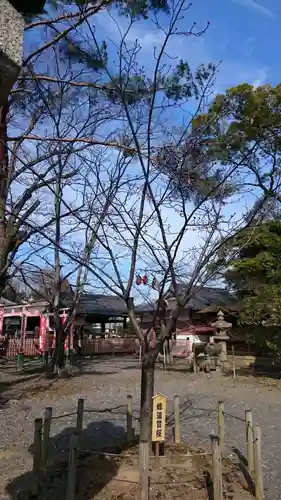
[137,286,238,325]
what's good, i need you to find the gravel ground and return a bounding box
[0,356,280,499]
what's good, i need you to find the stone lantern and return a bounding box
[211,310,232,363]
[0,0,25,105]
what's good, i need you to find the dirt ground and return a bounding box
[74,443,253,500]
[0,356,280,499]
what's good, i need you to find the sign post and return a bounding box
[152,393,167,456]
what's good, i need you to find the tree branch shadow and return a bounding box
[232,447,255,495]
[6,419,129,500]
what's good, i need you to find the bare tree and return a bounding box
[9,48,133,371]
[5,0,271,448]
[39,2,276,451]
[27,2,216,436]
[2,0,171,295]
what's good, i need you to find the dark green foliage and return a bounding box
[164,62,216,101]
[194,82,281,353]
[46,0,168,19]
[225,222,281,297]
[194,83,281,320]
[192,83,281,202]
[60,39,108,72]
[152,62,237,203]
[115,0,169,18]
[218,221,281,355]
[156,139,235,203]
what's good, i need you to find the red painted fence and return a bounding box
[0,337,136,357]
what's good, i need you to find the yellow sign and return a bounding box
[152,393,167,442]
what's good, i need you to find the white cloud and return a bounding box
[252,67,268,88]
[231,0,275,19]
[95,9,208,70]
[213,61,269,94]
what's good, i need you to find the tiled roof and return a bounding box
[0,298,16,306]
[61,294,128,316]
[136,286,237,313]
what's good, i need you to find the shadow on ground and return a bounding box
[0,373,45,407]
[232,447,255,495]
[5,418,128,500]
[0,357,121,405]
[224,363,281,380]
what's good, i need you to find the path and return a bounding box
[0,356,280,499]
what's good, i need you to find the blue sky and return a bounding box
[24,0,280,103]
[199,0,279,89]
[93,0,279,92]
[18,0,281,293]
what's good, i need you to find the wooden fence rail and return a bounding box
[32,396,263,500]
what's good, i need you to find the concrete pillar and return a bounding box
[0,0,24,105]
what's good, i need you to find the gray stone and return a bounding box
[0,0,24,104]
[211,310,232,363]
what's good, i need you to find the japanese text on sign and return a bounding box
[152,393,167,442]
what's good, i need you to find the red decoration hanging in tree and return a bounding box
[136,275,142,285]
[142,275,148,285]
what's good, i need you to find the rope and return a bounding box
[151,480,199,485]
[75,449,212,459]
[48,409,246,425]
[84,404,126,414]
[222,411,246,423]
[51,412,77,420]
[47,404,127,421]
[96,477,205,485]
[77,449,124,457]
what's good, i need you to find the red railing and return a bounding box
[0,337,136,357]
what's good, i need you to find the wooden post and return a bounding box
[155,441,160,457]
[76,397,84,438]
[66,433,78,500]
[32,418,43,496]
[17,312,26,372]
[42,406,52,466]
[126,394,133,442]
[245,409,254,477]
[173,395,180,444]
[232,344,236,382]
[218,401,225,454]
[211,435,222,500]
[192,344,196,373]
[253,425,264,500]
[139,440,149,500]
[163,342,167,371]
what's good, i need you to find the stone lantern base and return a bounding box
[213,335,229,363]
[0,0,24,105]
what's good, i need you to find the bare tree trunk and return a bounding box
[140,347,156,443]
[52,147,64,374]
[0,103,9,296]
[52,312,65,373]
